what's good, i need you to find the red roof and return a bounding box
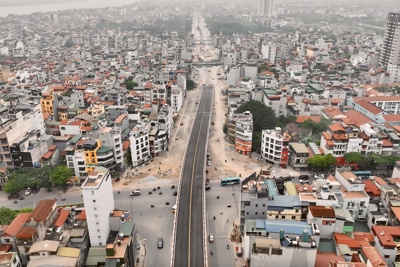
[372,225,400,248]
[363,180,381,198]
[333,232,360,249]
[4,213,31,237]
[77,210,86,221]
[54,209,70,227]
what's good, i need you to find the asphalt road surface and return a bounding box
[174,85,213,267]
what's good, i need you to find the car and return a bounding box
[25,188,31,196]
[136,243,140,250]
[180,122,183,126]
[130,190,141,196]
[157,237,164,249]
[172,191,178,196]
[8,193,19,200]
[207,160,211,166]
[299,175,309,183]
[209,234,214,243]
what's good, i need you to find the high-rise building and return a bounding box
[379,12,400,68]
[81,167,115,247]
[258,0,274,16]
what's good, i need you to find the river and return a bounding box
[0,0,138,17]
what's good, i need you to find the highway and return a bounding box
[173,84,213,267]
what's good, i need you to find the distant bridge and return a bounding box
[192,60,223,67]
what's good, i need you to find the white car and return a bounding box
[208,234,214,243]
[24,188,31,195]
[130,189,141,196]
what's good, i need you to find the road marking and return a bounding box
[188,88,209,267]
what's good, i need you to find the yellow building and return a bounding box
[0,64,11,82]
[82,139,101,173]
[89,103,105,121]
[40,92,54,115]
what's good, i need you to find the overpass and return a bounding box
[172,85,214,267]
[192,60,223,67]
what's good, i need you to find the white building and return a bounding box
[261,127,290,167]
[129,122,150,167]
[81,167,114,247]
[170,84,183,113]
[227,66,241,86]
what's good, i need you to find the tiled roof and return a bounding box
[390,207,400,221]
[30,199,56,223]
[372,225,400,248]
[3,213,31,236]
[361,246,386,267]
[309,206,335,218]
[356,100,383,115]
[363,180,380,197]
[54,209,70,227]
[343,110,372,127]
[333,232,360,249]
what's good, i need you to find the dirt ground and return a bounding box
[113,66,272,192]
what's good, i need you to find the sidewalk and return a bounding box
[135,234,146,267]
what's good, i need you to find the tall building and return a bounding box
[379,12,400,68]
[258,0,274,16]
[81,167,115,247]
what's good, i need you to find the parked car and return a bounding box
[299,175,309,183]
[24,188,31,195]
[209,234,214,243]
[157,237,164,249]
[130,189,141,196]
[172,191,178,196]
[8,193,19,200]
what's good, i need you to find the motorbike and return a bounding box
[157,186,161,190]
[159,191,163,195]
[171,185,175,189]
[13,200,17,204]
[61,198,66,201]
[216,195,220,199]
[153,188,156,191]
[148,191,152,195]
[211,250,213,255]
[117,191,120,195]
[227,244,229,249]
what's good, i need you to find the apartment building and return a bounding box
[379,13,400,69]
[227,111,253,155]
[261,127,289,168]
[0,104,45,169]
[288,142,309,170]
[129,121,150,167]
[40,92,54,115]
[81,167,114,247]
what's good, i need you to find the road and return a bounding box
[174,84,213,267]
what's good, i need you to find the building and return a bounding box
[81,167,115,247]
[40,92,54,115]
[371,225,400,266]
[261,127,289,168]
[227,111,253,155]
[258,0,274,16]
[288,142,309,170]
[379,13,400,69]
[129,121,150,167]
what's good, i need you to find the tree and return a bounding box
[186,79,196,90]
[308,154,337,171]
[235,100,278,132]
[126,81,138,90]
[50,165,72,186]
[344,152,363,164]
[0,207,17,224]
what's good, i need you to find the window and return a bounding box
[93,200,96,203]
[255,212,258,215]
[60,126,66,130]
[384,255,390,259]
[263,204,266,207]
[97,229,100,232]
[246,212,249,215]
[91,191,94,195]
[96,222,99,225]
[275,215,279,219]
[4,238,10,243]
[95,214,98,218]
[98,236,101,239]
[255,204,258,207]
[262,212,265,215]
[292,216,296,220]
[281,216,286,219]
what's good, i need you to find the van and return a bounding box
[157,237,164,249]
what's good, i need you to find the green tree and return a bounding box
[344,152,364,164]
[186,79,196,90]
[17,208,33,214]
[50,165,72,186]
[235,100,278,132]
[308,154,336,171]
[126,81,138,90]
[0,207,17,224]
[252,132,262,153]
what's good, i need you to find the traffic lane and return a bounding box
[175,87,209,266]
[116,186,176,267]
[189,91,211,266]
[206,181,240,267]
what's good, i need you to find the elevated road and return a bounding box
[173,85,213,267]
